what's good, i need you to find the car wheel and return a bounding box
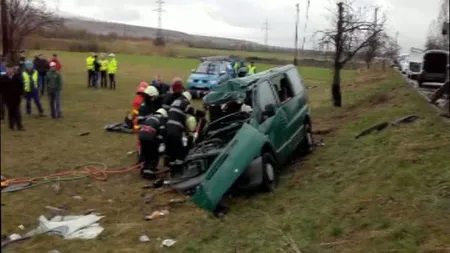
[260,153,278,192]
[300,122,314,155]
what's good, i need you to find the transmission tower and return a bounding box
[262,19,269,46]
[153,0,166,45]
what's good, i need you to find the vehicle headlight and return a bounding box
[209,80,217,85]
[188,79,194,83]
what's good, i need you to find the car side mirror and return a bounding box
[262,104,276,118]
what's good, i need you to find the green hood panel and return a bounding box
[191,123,268,212]
[203,80,247,105]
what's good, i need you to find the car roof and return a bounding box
[237,64,297,87]
[200,56,232,62]
[424,49,449,55]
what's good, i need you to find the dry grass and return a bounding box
[1,51,449,253]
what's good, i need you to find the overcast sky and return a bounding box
[44,0,442,52]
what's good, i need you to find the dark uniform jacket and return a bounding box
[166,97,194,137]
[0,74,24,105]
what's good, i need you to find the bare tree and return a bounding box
[1,0,60,62]
[378,33,400,61]
[316,1,385,107]
[425,0,449,50]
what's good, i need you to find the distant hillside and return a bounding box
[63,18,266,49]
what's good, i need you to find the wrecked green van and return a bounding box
[169,65,314,213]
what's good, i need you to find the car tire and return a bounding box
[300,122,314,155]
[260,153,278,192]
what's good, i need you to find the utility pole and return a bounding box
[395,31,399,46]
[153,0,165,46]
[262,19,269,47]
[294,3,300,66]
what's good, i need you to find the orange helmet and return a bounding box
[171,77,183,93]
[137,82,149,94]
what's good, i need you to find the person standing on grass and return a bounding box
[0,64,25,130]
[92,55,101,88]
[247,61,256,75]
[50,54,62,72]
[46,62,63,119]
[34,54,50,96]
[99,53,109,88]
[107,53,117,90]
[23,61,45,116]
[86,53,95,87]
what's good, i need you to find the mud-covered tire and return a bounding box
[260,153,278,192]
[300,122,314,155]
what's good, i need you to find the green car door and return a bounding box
[280,68,309,153]
[255,80,291,163]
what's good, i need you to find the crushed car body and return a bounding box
[168,65,314,213]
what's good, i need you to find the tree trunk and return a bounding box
[1,0,9,58]
[332,64,342,107]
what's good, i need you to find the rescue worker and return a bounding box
[237,60,249,77]
[0,63,24,130]
[151,74,170,95]
[233,59,239,77]
[164,91,196,170]
[248,61,256,75]
[138,108,168,179]
[34,54,49,95]
[99,54,109,88]
[132,82,150,132]
[92,55,101,88]
[162,77,184,110]
[108,53,118,90]
[23,61,44,116]
[86,53,95,87]
[49,54,62,72]
[136,86,160,126]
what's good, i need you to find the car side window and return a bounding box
[270,75,295,103]
[286,68,305,95]
[257,81,278,110]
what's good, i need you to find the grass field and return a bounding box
[1,51,449,253]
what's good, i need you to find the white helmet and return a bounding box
[156,108,168,117]
[182,91,192,102]
[109,53,115,57]
[144,86,159,97]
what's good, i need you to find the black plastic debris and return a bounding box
[355,122,389,139]
[390,115,419,125]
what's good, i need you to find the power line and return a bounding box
[301,0,310,50]
[262,19,269,46]
[153,0,165,41]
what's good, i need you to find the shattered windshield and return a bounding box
[195,62,219,75]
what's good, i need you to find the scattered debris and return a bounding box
[17,225,25,230]
[45,205,66,214]
[312,128,334,135]
[9,234,21,241]
[161,239,177,247]
[390,115,419,125]
[142,184,153,189]
[145,210,169,220]
[107,199,113,203]
[25,214,105,240]
[83,209,96,215]
[169,198,186,205]
[355,122,389,139]
[152,178,164,188]
[139,235,151,242]
[1,182,32,193]
[51,183,61,194]
[72,195,83,200]
[355,115,420,139]
[79,132,90,136]
[48,250,61,253]
[127,150,136,155]
[307,85,318,89]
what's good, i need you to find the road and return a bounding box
[402,76,449,114]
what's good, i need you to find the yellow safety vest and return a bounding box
[22,71,39,92]
[233,63,239,73]
[248,65,256,75]
[108,58,117,74]
[86,56,94,70]
[100,59,109,71]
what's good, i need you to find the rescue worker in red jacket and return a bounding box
[132,82,149,132]
[138,108,168,179]
[162,77,184,111]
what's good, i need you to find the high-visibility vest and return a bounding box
[108,58,117,74]
[100,59,109,71]
[86,56,94,70]
[22,71,39,92]
[248,65,256,75]
[233,63,239,73]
